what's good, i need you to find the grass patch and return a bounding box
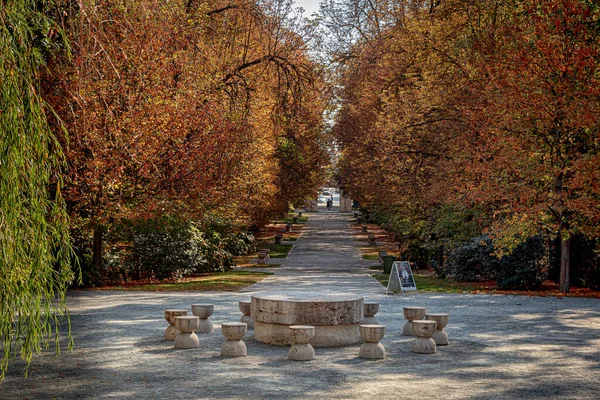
[240,264,281,268]
[373,273,484,293]
[370,273,600,298]
[358,245,380,260]
[414,275,484,292]
[97,271,272,292]
[273,213,309,224]
[369,265,383,270]
[233,255,254,266]
[265,243,294,258]
[373,273,483,293]
[283,233,300,241]
[256,238,271,245]
[373,273,389,287]
[255,239,294,258]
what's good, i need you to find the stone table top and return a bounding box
[252,291,363,303]
[251,291,364,325]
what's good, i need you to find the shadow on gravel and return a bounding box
[2,284,600,399]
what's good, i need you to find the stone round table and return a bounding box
[251,292,364,347]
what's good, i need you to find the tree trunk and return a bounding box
[559,234,570,293]
[92,226,104,273]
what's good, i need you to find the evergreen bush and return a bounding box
[496,236,547,290]
[130,221,234,281]
[446,236,497,281]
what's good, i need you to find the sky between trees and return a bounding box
[294,0,321,16]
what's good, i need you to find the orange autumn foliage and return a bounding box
[327,0,600,292]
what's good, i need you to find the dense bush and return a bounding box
[446,236,497,281]
[72,215,260,286]
[367,204,488,271]
[223,231,256,256]
[129,221,234,281]
[446,235,547,289]
[496,235,547,290]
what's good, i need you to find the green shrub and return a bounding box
[448,234,547,289]
[130,221,233,281]
[496,235,547,290]
[223,231,256,256]
[446,236,497,282]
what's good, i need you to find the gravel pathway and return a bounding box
[245,209,382,293]
[2,210,599,399]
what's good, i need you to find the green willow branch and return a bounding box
[0,0,75,380]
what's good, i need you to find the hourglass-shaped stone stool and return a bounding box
[362,302,380,325]
[191,304,214,333]
[239,301,254,329]
[258,248,270,261]
[257,252,268,264]
[164,309,188,341]
[288,325,315,361]
[359,325,385,359]
[402,306,426,336]
[174,316,200,349]
[411,320,437,354]
[425,313,449,345]
[221,322,247,357]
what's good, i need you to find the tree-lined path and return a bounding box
[247,209,382,294]
[1,210,599,399]
[3,1,600,397]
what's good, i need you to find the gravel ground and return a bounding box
[2,210,599,399]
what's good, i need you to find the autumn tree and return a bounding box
[324,0,475,256]
[205,0,328,218]
[45,0,327,274]
[461,0,600,292]
[326,0,600,292]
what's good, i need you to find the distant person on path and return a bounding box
[326,198,332,210]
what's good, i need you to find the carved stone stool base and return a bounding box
[197,319,214,334]
[411,337,436,354]
[191,305,214,334]
[164,309,187,341]
[221,340,247,357]
[288,344,315,361]
[432,329,449,346]
[221,322,247,357]
[164,325,180,341]
[360,342,385,359]
[403,321,416,336]
[174,333,199,349]
[425,313,449,346]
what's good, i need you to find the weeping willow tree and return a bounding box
[0,0,74,379]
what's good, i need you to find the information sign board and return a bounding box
[386,261,417,295]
